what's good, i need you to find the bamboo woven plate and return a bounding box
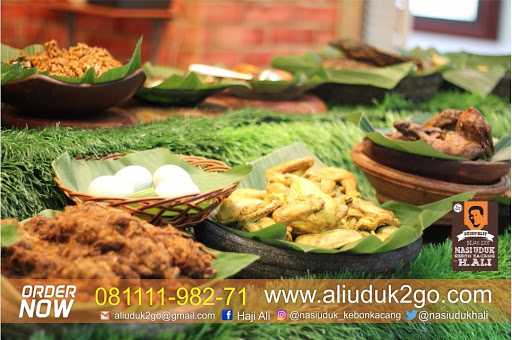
[195,220,422,278]
[55,153,238,227]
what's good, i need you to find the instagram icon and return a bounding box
[276,309,288,321]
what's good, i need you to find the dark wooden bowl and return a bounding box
[2,69,146,117]
[227,84,307,101]
[311,72,442,105]
[136,87,227,107]
[360,139,510,185]
[195,220,422,279]
[352,142,510,227]
[492,71,511,101]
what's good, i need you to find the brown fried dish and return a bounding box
[2,203,215,280]
[13,40,122,78]
[389,107,494,160]
[322,58,375,70]
[328,39,422,69]
[217,157,399,249]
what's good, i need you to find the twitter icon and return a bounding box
[405,310,417,321]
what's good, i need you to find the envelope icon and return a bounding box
[100,311,111,320]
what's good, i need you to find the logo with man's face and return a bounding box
[463,201,488,230]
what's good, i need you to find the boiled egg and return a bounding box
[115,165,152,192]
[155,178,200,198]
[153,164,193,187]
[87,176,135,197]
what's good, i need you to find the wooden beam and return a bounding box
[336,0,365,41]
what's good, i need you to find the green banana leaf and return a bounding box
[136,62,248,105]
[446,52,511,70]
[10,209,259,279]
[272,50,415,89]
[52,148,252,195]
[1,37,142,85]
[402,47,450,76]
[492,136,511,162]
[442,52,511,96]
[208,250,259,280]
[0,222,21,247]
[351,113,510,162]
[495,194,511,206]
[214,143,474,254]
[229,72,324,99]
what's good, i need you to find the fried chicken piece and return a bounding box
[390,107,494,160]
[271,175,348,234]
[304,167,359,197]
[455,108,494,158]
[2,203,215,280]
[424,109,462,130]
[266,157,315,181]
[216,189,281,224]
[340,198,399,231]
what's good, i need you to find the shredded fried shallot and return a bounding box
[16,40,122,78]
[2,203,215,281]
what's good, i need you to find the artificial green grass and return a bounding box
[1,92,510,339]
[2,92,510,219]
[1,321,509,340]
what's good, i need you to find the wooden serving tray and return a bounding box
[202,94,327,115]
[1,105,137,129]
[195,220,422,279]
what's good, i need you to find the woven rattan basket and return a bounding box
[55,153,238,227]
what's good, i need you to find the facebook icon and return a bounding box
[221,309,233,321]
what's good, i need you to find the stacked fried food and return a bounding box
[326,39,446,72]
[217,157,399,249]
[14,40,122,78]
[390,107,494,160]
[329,39,417,68]
[2,203,215,280]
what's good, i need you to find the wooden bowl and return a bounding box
[194,220,422,279]
[352,142,510,226]
[361,139,510,185]
[55,154,239,227]
[2,69,146,117]
[227,83,307,101]
[311,72,442,105]
[136,87,227,107]
[492,71,511,101]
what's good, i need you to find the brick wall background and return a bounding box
[1,0,363,68]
